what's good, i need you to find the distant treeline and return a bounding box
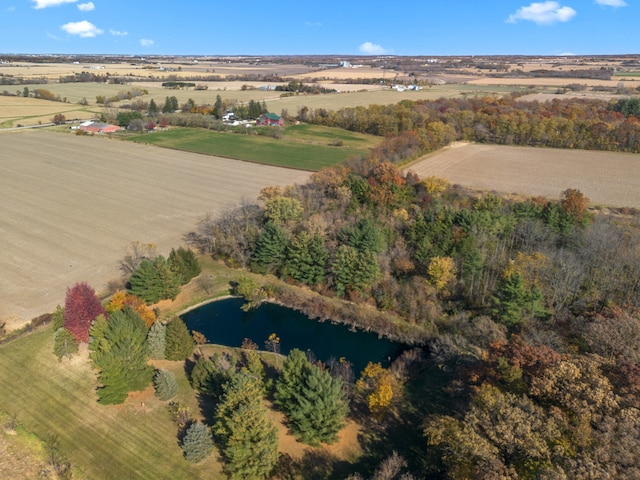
[297,96,640,154]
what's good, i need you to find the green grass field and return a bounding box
[0,329,223,479]
[125,125,377,170]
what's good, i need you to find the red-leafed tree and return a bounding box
[64,282,105,343]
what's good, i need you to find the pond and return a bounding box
[181,297,407,376]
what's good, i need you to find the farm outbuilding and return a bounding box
[256,113,284,127]
[78,121,121,134]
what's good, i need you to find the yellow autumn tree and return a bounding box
[502,252,550,290]
[106,291,157,328]
[427,256,457,291]
[422,176,450,195]
[356,362,398,417]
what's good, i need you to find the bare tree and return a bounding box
[119,241,157,280]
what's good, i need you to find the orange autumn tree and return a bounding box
[106,291,157,328]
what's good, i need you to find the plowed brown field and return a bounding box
[0,131,310,330]
[408,143,640,209]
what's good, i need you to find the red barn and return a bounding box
[256,113,284,127]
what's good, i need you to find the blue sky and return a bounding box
[1,0,637,56]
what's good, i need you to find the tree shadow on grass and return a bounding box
[274,450,353,480]
[346,360,455,478]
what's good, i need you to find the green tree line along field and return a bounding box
[2,91,640,479]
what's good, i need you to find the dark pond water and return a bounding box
[181,297,406,376]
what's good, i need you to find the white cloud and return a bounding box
[359,42,393,55]
[305,21,322,27]
[61,20,103,37]
[140,39,154,47]
[33,0,77,9]
[594,0,627,7]
[77,2,94,11]
[507,1,577,25]
[7,6,16,11]
[110,29,128,36]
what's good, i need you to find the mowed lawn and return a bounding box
[125,126,374,171]
[0,328,223,479]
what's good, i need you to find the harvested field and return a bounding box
[408,143,640,208]
[467,77,640,88]
[0,130,310,330]
[0,96,95,127]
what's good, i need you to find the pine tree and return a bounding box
[128,256,181,304]
[251,222,288,274]
[53,328,79,361]
[284,231,328,286]
[190,356,217,392]
[168,247,201,285]
[214,373,278,479]
[91,308,153,404]
[64,282,105,343]
[154,369,178,401]
[52,305,65,331]
[164,317,194,361]
[148,98,158,114]
[147,321,166,360]
[275,349,348,445]
[274,348,310,411]
[182,421,214,463]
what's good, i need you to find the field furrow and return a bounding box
[0,130,310,329]
[409,143,640,208]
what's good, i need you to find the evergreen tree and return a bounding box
[147,321,166,360]
[275,349,348,445]
[190,356,217,392]
[182,421,214,463]
[154,369,178,401]
[168,247,201,285]
[493,273,548,328]
[163,96,173,113]
[148,98,158,115]
[164,317,194,361]
[214,94,223,119]
[332,246,381,297]
[128,256,182,304]
[214,373,278,479]
[91,308,153,404]
[251,222,288,274]
[274,349,310,410]
[338,218,387,255]
[283,231,328,286]
[53,328,79,361]
[52,305,65,331]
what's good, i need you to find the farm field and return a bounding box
[408,143,640,209]
[0,130,310,330]
[0,95,97,128]
[124,125,378,170]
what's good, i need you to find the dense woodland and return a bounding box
[183,94,640,476]
[296,96,640,155]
